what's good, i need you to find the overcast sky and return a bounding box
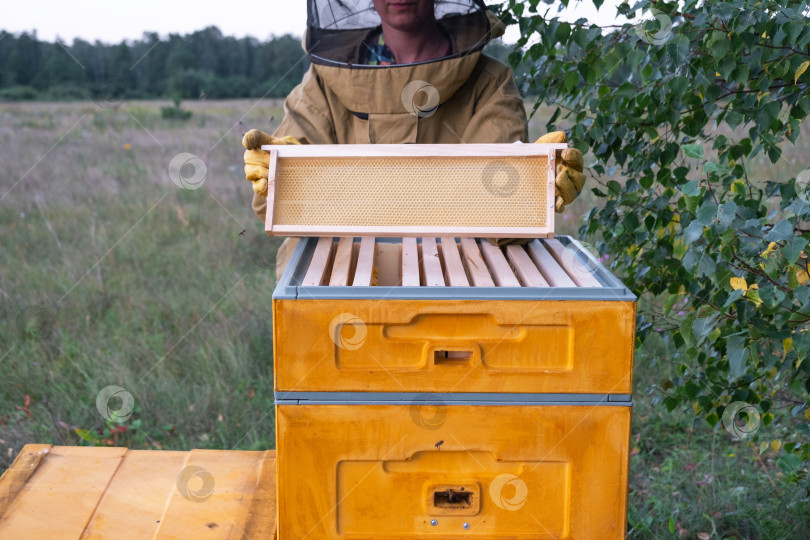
[2,1,626,44]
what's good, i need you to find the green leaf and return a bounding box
[786,19,804,43]
[726,111,743,129]
[768,145,782,164]
[777,453,802,475]
[697,202,719,225]
[712,3,734,21]
[693,317,717,345]
[731,63,750,85]
[563,70,579,93]
[684,381,701,399]
[764,220,794,242]
[716,201,738,231]
[727,336,750,381]
[682,180,701,196]
[703,161,724,174]
[717,55,736,80]
[782,236,809,264]
[683,144,704,159]
[794,331,810,360]
[554,22,571,43]
[684,220,705,243]
[723,289,745,307]
[668,76,688,96]
[710,36,729,59]
[759,286,787,309]
[680,314,696,347]
[698,254,717,277]
[731,179,747,196]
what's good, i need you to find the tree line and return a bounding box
[0,27,310,101]
[0,27,516,102]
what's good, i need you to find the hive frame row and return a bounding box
[274,236,635,301]
[301,236,602,288]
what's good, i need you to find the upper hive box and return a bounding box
[272,236,636,395]
[259,143,568,238]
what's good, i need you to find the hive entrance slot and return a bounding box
[433,350,472,365]
[433,488,472,508]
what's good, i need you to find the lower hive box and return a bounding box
[274,403,631,539]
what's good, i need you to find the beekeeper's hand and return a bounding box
[487,132,586,247]
[242,129,301,197]
[535,131,586,213]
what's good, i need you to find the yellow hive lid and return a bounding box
[0,445,277,539]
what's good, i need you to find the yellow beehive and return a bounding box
[276,404,630,539]
[274,298,635,394]
[272,235,636,539]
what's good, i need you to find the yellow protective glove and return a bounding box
[487,132,586,247]
[535,131,586,213]
[242,129,301,197]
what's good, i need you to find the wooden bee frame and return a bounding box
[260,143,567,238]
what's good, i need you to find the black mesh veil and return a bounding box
[306,0,492,67]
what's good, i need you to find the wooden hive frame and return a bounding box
[260,143,568,238]
[299,236,605,289]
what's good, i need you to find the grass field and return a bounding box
[1,99,808,538]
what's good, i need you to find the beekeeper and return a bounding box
[242,0,585,253]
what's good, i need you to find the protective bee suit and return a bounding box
[245,0,531,223]
[242,0,585,266]
[285,0,528,146]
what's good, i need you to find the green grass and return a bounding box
[1,100,282,458]
[1,100,809,538]
[628,333,810,539]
